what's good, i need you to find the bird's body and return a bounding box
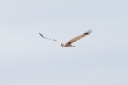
[39,29,92,47]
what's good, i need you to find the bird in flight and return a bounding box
[39,29,92,47]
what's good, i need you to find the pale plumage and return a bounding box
[39,29,92,47]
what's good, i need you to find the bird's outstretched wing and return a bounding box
[65,29,92,45]
[39,33,62,43]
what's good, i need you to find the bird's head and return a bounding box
[60,42,64,47]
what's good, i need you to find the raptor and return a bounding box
[39,29,92,47]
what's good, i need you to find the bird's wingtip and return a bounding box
[88,29,93,32]
[39,33,42,35]
[39,33,45,38]
[84,29,92,35]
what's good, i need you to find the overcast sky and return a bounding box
[0,0,128,85]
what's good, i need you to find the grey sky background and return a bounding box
[0,0,128,85]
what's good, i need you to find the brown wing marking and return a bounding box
[65,29,92,46]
